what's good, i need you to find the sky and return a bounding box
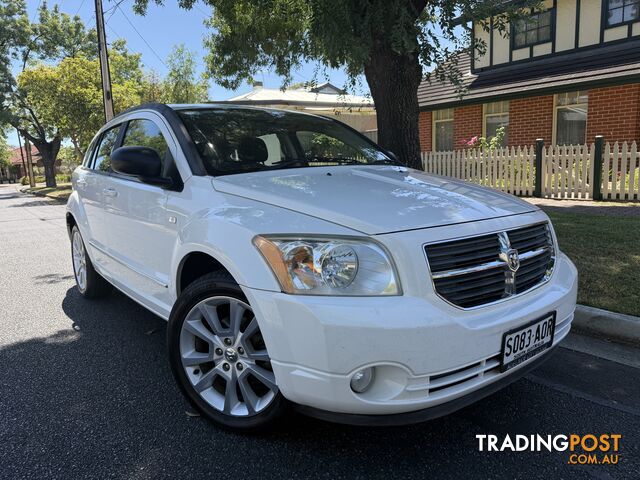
[8,0,362,146]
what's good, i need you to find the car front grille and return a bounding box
[425,223,555,308]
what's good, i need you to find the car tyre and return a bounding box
[71,226,112,299]
[167,271,287,432]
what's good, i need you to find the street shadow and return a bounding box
[1,287,635,479]
[7,199,63,208]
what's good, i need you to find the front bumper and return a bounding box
[242,252,577,417]
[294,344,559,426]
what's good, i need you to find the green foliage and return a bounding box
[17,41,143,156]
[133,0,539,90]
[0,130,10,168]
[57,145,79,173]
[55,173,71,183]
[0,1,29,117]
[139,45,209,104]
[22,174,45,184]
[463,126,506,150]
[165,44,209,103]
[140,69,166,103]
[1,1,100,187]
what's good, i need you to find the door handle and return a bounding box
[102,188,118,198]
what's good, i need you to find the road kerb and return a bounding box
[573,304,640,346]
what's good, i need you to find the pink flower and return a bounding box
[466,136,478,146]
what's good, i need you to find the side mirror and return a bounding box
[111,146,172,187]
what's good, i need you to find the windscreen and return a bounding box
[176,108,396,176]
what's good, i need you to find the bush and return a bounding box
[55,173,71,183]
[20,174,67,185]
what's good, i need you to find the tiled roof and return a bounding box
[8,146,40,165]
[418,40,640,109]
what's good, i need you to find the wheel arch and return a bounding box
[66,211,77,239]
[175,250,237,297]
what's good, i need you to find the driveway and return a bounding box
[0,183,639,479]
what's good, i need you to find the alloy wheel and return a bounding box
[72,230,87,291]
[179,296,278,417]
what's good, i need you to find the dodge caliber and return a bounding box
[66,103,578,430]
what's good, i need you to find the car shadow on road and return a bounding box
[1,287,634,478]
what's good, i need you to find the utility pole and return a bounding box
[24,137,35,188]
[95,0,114,121]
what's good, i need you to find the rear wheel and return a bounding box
[71,226,111,299]
[167,272,286,431]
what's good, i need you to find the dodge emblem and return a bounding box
[506,249,520,272]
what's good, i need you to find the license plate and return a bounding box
[501,313,556,372]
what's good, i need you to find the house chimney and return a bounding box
[253,81,263,90]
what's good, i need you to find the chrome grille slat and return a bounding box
[425,223,555,308]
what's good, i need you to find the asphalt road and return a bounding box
[1,183,639,480]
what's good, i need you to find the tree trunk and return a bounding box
[28,136,61,188]
[364,45,423,170]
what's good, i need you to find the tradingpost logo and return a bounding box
[476,434,622,465]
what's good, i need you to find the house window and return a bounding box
[513,10,553,49]
[606,0,640,26]
[433,108,454,151]
[483,101,509,145]
[555,91,588,146]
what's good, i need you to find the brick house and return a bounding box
[417,0,640,151]
[7,145,41,178]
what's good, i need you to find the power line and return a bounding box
[32,0,43,22]
[104,0,129,17]
[115,3,168,68]
[74,0,88,16]
[194,4,211,19]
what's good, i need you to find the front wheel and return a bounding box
[167,272,287,431]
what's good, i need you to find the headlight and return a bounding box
[253,236,400,296]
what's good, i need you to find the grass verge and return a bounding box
[24,183,72,201]
[546,210,640,317]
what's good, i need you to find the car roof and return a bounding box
[117,102,327,120]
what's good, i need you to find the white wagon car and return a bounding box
[66,104,577,430]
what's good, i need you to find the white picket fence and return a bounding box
[422,141,640,201]
[602,142,640,201]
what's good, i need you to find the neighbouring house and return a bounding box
[7,145,41,178]
[219,81,378,139]
[418,0,640,151]
[5,145,63,179]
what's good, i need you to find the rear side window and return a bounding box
[93,126,121,172]
[122,119,170,170]
[82,137,99,167]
